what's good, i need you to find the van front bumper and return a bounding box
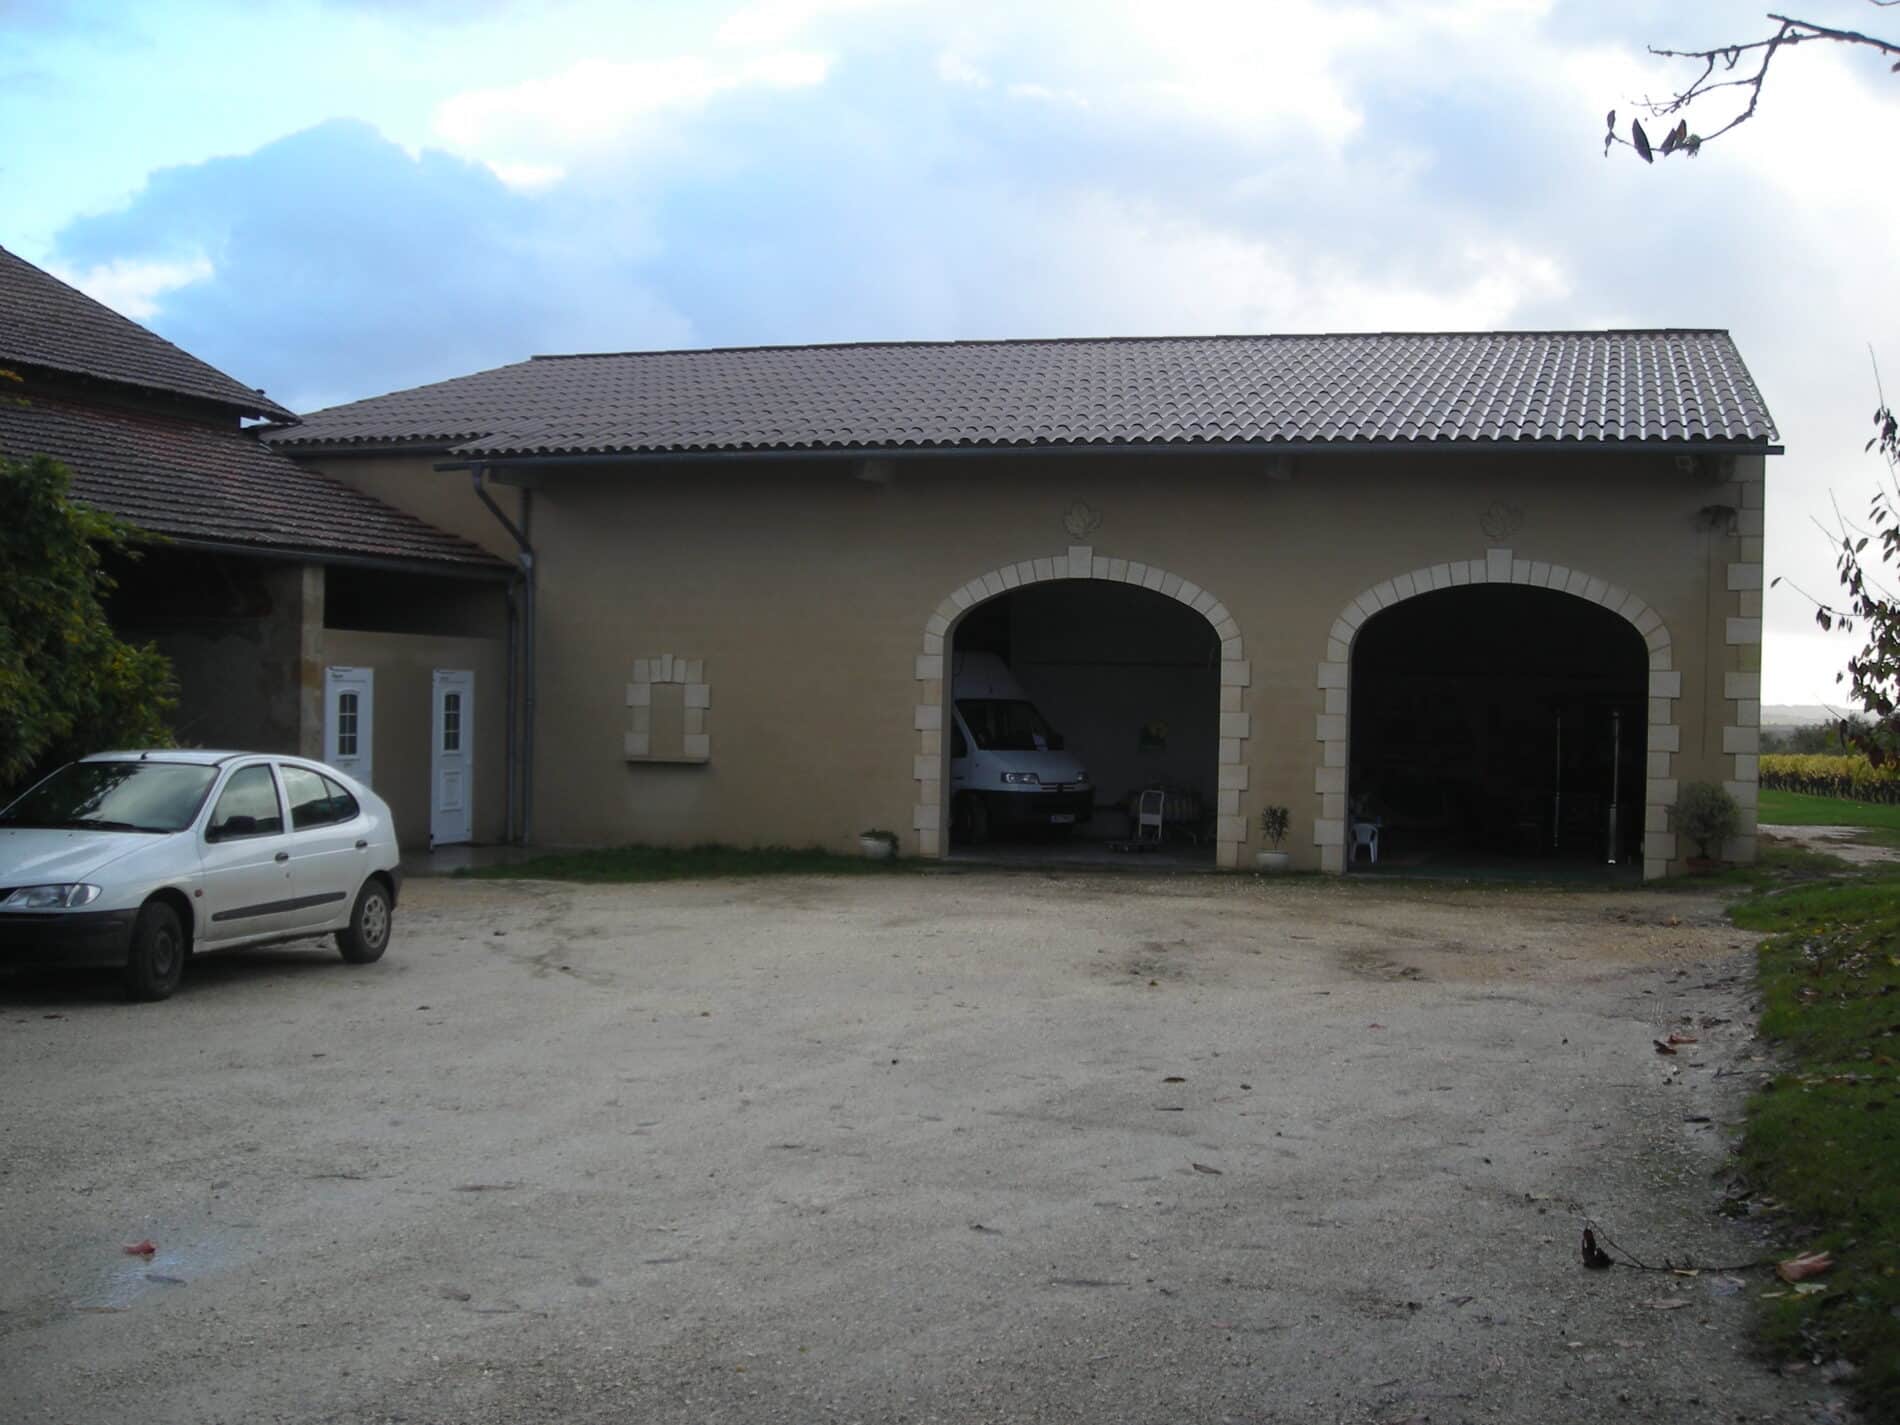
[0,909,138,968]
[986,789,1095,827]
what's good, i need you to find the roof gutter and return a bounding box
[435,438,1783,469]
[139,535,513,582]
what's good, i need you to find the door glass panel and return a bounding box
[442,691,461,753]
[208,766,283,839]
[337,691,359,757]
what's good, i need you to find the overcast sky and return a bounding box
[5,0,1896,705]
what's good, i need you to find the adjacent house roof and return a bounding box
[0,394,504,573]
[269,330,1779,460]
[0,244,294,422]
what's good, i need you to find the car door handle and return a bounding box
[274,851,290,863]
[355,840,368,850]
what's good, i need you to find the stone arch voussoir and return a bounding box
[913,544,1251,868]
[1313,546,1679,882]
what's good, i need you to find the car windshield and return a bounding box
[0,761,219,834]
[956,698,1058,752]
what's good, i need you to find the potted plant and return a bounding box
[1255,805,1292,873]
[1671,782,1739,871]
[858,828,899,861]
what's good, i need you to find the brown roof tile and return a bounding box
[0,395,505,572]
[270,330,1779,460]
[0,245,294,421]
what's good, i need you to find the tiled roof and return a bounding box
[0,394,505,572]
[270,331,1778,459]
[0,245,294,421]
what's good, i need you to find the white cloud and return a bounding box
[935,51,987,88]
[431,49,831,176]
[717,0,909,47]
[50,254,213,319]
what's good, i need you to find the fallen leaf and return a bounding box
[1162,1076,1186,1083]
[1654,1040,1678,1056]
[1793,1282,1829,1296]
[1642,1298,1690,1310]
[1777,1250,1834,1283]
[1581,1228,1613,1269]
[122,1240,157,1257]
[1368,1023,1385,1030]
[1666,1032,1699,1045]
[1190,1162,1223,1175]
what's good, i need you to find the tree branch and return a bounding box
[1605,7,1899,161]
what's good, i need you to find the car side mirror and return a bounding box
[1048,733,1066,751]
[209,814,256,841]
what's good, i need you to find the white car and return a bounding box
[0,750,402,1001]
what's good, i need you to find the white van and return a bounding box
[948,652,1093,842]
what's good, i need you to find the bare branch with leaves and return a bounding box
[1605,5,1900,162]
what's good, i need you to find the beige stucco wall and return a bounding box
[318,628,508,850]
[316,448,1767,876]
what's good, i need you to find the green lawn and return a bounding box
[454,843,921,883]
[1758,788,1900,834]
[1729,872,1900,1419]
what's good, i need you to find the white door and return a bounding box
[431,669,474,847]
[324,667,374,786]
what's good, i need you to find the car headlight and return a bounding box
[3,883,103,909]
[1001,771,1041,786]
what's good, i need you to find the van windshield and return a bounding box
[956,699,1058,752]
[0,761,219,834]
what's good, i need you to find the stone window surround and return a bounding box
[625,654,711,762]
[1315,547,1693,883]
[913,545,1251,869]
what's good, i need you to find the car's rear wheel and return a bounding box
[336,878,392,964]
[122,901,185,1002]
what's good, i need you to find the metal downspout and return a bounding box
[502,581,518,843]
[472,467,536,844]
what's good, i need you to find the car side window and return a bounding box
[283,765,361,830]
[206,765,284,840]
[951,719,968,759]
[321,773,361,824]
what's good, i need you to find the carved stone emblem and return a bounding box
[1479,502,1524,540]
[1062,501,1102,539]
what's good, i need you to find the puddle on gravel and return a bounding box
[72,1228,240,1313]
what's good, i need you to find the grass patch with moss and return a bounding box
[454,843,923,883]
[1728,871,1900,1418]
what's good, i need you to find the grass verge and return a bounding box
[1759,790,1900,844]
[454,843,921,883]
[1728,870,1900,1418]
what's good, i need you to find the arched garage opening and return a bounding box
[946,579,1220,866]
[1348,584,1648,874]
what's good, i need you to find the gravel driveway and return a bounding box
[0,871,1835,1424]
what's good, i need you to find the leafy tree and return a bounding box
[1604,4,1900,163]
[0,451,176,798]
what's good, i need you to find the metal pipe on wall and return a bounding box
[1605,707,1622,864]
[502,581,518,843]
[471,467,536,845]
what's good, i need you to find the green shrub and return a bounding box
[1673,780,1740,859]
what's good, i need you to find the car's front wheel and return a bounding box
[336,878,392,964]
[122,901,186,1002]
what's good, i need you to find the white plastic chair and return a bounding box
[1350,820,1380,866]
[1136,788,1165,844]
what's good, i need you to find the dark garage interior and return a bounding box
[1348,585,1648,874]
[949,580,1219,859]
